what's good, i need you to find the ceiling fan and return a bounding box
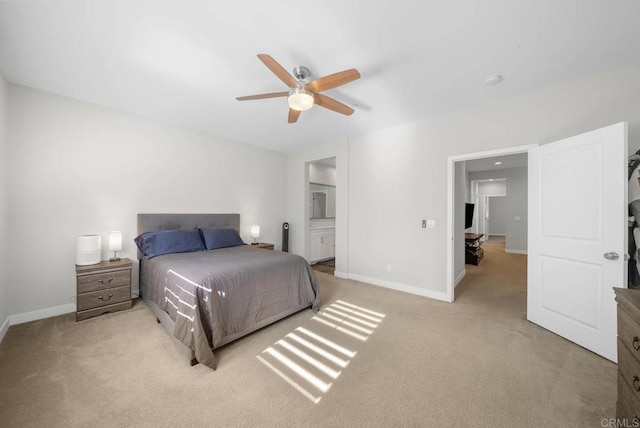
[236,54,361,123]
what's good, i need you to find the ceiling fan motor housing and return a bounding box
[293,65,311,82]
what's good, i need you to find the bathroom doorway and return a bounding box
[307,157,337,275]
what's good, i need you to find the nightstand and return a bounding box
[76,259,133,321]
[251,242,274,250]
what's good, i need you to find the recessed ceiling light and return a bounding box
[485,74,503,85]
[494,161,502,165]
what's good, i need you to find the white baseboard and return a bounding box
[0,316,9,343]
[454,269,467,288]
[505,248,528,255]
[334,270,348,279]
[347,273,450,302]
[8,303,76,326]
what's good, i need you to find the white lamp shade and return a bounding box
[250,225,260,239]
[288,88,314,111]
[76,234,101,266]
[109,231,122,251]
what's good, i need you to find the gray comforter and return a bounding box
[140,245,319,369]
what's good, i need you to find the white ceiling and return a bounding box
[1,1,638,153]
[465,153,527,173]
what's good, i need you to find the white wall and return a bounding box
[0,71,8,338]
[287,65,640,300]
[476,180,507,199]
[488,197,507,235]
[5,84,287,318]
[469,168,528,253]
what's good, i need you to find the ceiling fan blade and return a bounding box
[306,69,360,92]
[236,91,288,101]
[288,108,301,123]
[257,54,299,88]
[314,93,355,116]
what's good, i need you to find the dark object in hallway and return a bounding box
[465,203,475,229]
[465,233,484,265]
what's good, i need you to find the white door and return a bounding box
[528,122,627,362]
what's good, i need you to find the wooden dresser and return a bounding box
[76,259,133,321]
[614,288,640,422]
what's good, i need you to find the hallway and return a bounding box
[458,234,526,315]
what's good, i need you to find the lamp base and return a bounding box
[109,257,121,262]
[251,243,259,246]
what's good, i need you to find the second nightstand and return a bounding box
[76,258,133,321]
[251,242,274,250]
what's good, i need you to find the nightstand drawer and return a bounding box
[77,285,131,311]
[77,269,130,293]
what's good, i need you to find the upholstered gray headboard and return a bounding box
[136,213,240,259]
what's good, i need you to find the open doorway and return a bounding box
[446,145,536,302]
[447,124,626,361]
[468,179,507,241]
[307,157,337,276]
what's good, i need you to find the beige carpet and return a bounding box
[0,243,616,427]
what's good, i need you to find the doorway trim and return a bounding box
[446,144,537,302]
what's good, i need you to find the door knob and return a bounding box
[603,252,619,260]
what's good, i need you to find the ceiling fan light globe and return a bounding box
[288,89,314,111]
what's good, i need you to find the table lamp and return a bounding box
[250,225,260,245]
[109,231,122,261]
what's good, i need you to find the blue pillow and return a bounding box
[200,228,245,250]
[134,229,205,259]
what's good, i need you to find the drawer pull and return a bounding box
[98,278,113,285]
[98,294,114,301]
[633,336,640,351]
[634,376,640,392]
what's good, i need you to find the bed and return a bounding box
[137,213,319,369]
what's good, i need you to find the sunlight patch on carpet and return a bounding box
[257,300,385,403]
